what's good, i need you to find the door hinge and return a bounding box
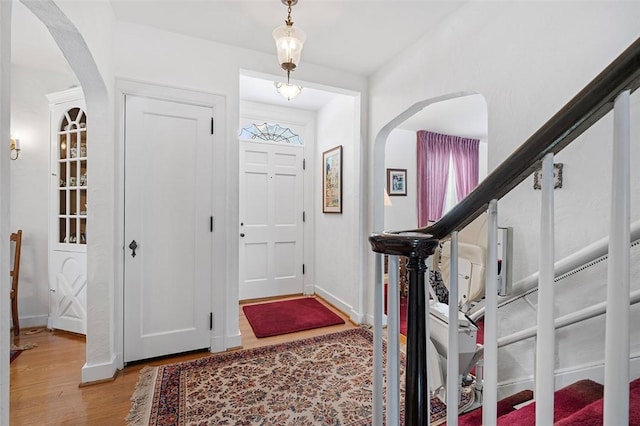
[302,264,305,275]
[210,216,214,232]
[210,117,214,135]
[303,211,306,222]
[209,312,213,330]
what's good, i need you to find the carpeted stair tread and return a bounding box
[459,389,533,425]
[555,377,640,426]
[496,379,603,425]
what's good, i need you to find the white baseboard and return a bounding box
[210,331,241,352]
[81,354,118,384]
[314,286,355,321]
[16,314,48,329]
[365,312,388,328]
[349,309,364,324]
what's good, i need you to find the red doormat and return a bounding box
[243,297,345,338]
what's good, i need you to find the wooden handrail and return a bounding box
[406,36,640,240]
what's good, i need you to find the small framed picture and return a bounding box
[387,168,407,196]
[322,145,343,213]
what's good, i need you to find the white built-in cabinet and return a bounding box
[46,87,87,335]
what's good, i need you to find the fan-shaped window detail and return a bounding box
[239,122,303,145]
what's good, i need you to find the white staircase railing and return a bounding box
[369,37,640,425]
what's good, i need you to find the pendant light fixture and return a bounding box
[273,0,305,100]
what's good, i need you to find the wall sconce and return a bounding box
[9,137,21,160]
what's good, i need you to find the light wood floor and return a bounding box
[10,296,356,425]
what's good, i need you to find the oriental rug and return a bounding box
[10,349,22,363]
[126,328,474,425]
[242,297,345,338]
[10,342,36,363]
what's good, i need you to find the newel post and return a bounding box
[406,254,430,425]
[369,231,439,426]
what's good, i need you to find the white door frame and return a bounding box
[114,80,227,368]
[239,102,316,298]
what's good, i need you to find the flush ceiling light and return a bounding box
[273,0,305,100]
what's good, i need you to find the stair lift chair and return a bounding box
[428,214,488,402]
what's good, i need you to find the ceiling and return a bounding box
[108,0,468,77]
[11,0,486,139]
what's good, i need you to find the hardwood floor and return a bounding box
[9,297,356,425]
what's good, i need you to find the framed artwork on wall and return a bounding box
[323,145,342,213]
[387,168,407,196]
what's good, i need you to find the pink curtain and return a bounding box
[451,137,479,201]
[417,131,480,227]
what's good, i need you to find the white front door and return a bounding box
[124,95,213,363]
[239,140,304,300]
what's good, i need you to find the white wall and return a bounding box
[315,94,361,321]
[384,128,417,231]
[368,1,640,284]
[10,64,78,328]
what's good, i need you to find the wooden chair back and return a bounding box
[10,230,22,336]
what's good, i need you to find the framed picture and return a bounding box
[387,168,407,196]
[322,145,343,213]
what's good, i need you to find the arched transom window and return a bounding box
[239,122,303,145]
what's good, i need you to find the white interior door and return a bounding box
[124,95,213,363]
[239,140,304,300]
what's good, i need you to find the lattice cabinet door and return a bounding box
[46,87,87,335]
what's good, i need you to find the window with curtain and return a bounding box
[417,130,479,227]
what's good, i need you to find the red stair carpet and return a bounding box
[242,297,345,338]
[496,379,604,425]
[555,377,640,425]
[458,389,534,425]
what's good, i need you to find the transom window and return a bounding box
[239,122,303,145]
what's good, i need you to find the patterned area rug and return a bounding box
[126,328,474,425]
[10,342,37,363]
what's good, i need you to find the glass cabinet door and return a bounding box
[57,107,87,246]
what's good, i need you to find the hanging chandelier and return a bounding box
[273,0,305,100]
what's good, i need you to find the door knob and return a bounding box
[240,233,245,238]
[129,240,138,257]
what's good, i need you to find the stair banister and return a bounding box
[410,38,640,242]
[468,220,640,322]
[387,255,401,424]
[372,253,384,426]
[536,153,556,425]
[369,232,439,425]
[604,89,631,425]
[483,200,499,425]
[370,37,640,424]
[446,231,460,425]
[495,289,640,351]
